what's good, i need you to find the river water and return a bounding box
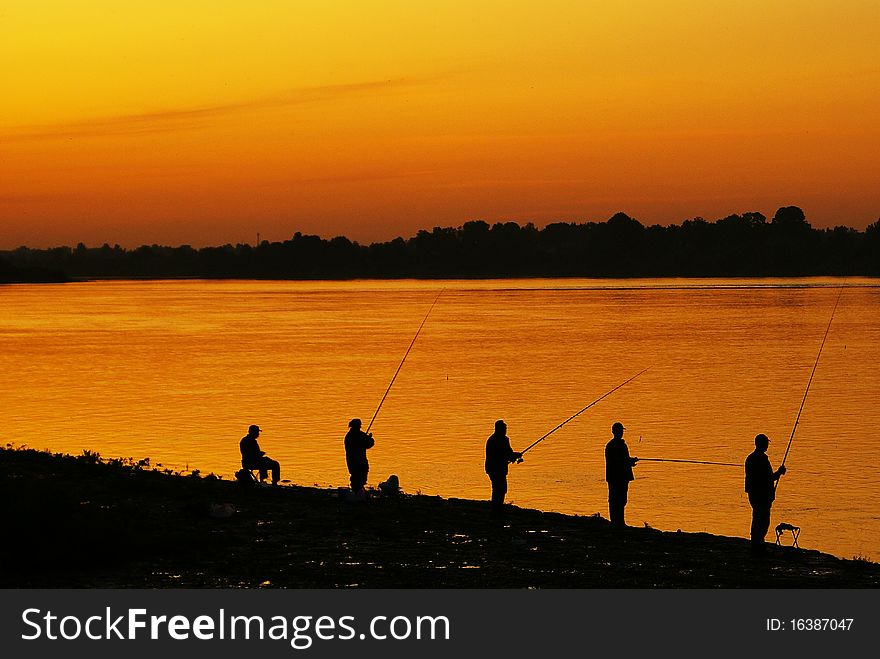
[2,278,878,560]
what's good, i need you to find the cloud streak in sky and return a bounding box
[1,78,431,143]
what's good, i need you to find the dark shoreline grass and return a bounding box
[1,447,877,588]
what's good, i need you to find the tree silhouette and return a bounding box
[772,206,809,228]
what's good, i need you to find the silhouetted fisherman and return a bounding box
[745,433,786,554]
[239,424,280,485]
[485,420,523,514]
[605,421,639,527]
[345,418,374,494]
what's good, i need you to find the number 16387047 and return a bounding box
[766,618,854,631]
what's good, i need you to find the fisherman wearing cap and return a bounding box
[485,420,523,514]
[344,418,374,494]
[605,421,638,527]
[745,433,786,554]
[240,424,281,485]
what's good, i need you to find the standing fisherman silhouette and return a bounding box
[745,433,786,555]
[345,418,374,495]
[485,420,523,514]
[239,424,280,485]
[344,290,441,497]
[605,422,639,527]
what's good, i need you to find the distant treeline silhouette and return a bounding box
[0,256,70,284]
[2,207,879,281]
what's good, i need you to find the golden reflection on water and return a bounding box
[1,278,878,560]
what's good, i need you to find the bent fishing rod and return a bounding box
[366,289,444,434]
[775,285,844,493]
[519,367,650,457]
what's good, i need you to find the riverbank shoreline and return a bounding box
[2,447,877,588]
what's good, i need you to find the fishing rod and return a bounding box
[519,367,650,456]
[775,285,844,492]
[639,457,739,468]
[366,289,444,434]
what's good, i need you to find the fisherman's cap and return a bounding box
[349,418,362,428]
[249,424,261,434]
[755,433,769,445]
[495,419,506,429]
[612,422,625,433]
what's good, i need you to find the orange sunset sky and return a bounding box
[1,0,878,248]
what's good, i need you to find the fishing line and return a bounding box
[639,457,740,467]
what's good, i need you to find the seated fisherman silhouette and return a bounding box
[239,424,280,485]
